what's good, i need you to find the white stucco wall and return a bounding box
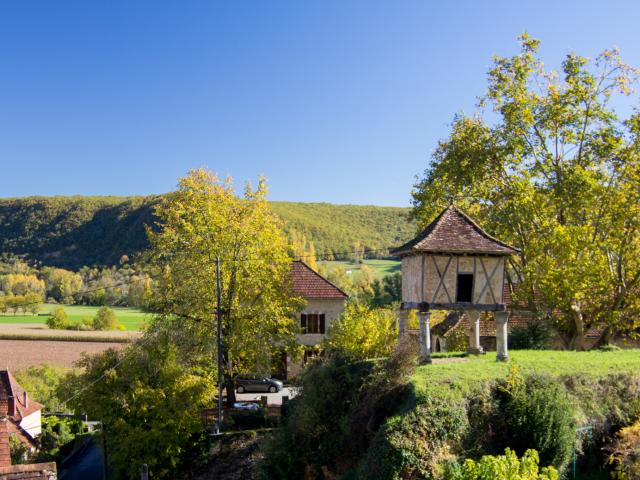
[288,297,346,378]
[19,409,41,439]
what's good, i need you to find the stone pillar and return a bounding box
[467,311,484,355]
[397,308,409,339]
[418,311,432,364]
[495,311,509,362]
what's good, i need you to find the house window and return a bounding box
[456,274,474,303]
[300,313,326,334]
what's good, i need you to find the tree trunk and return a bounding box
[225,375,236,407]
[594,325,613,349]
[570,307,586,351]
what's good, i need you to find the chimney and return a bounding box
[7,396,15,417]
[0,417,11,467]
[23,391,28,410]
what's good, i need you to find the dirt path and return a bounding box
[0,339,126,370]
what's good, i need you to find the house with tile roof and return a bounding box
[0,416,56,479]
[0,370,44,450]
[284,261,348,378]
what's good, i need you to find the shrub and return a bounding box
[491,367,575,474]
[46,307,69,329]
[608,420,640,480]
[260,353,377,479]
[9,434,30,464]
[509,322,551,350]
[228,408,266,430]
[445,448,558,480]
[92,306,121,331]
[36,416,84,462]
[356,394,468,479]
[445,326,469,352]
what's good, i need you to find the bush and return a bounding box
[260,353,377,479]
[509,322,551,350]
[9,434,30,464]
[356,394,468,479]
[228,408,266,430]
[608,420,640,480]
[491,368,575,474]
[445,448,558,480]
[46,307,69,329]
[36,416,85,462]
[92,306,121,331]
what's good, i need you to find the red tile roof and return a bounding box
[0,370,44,422]
[290,261,348,299]
[392,205,519,257]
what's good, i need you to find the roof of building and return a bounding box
[391,205,519,257]
[0,370,44,422]
[290,261,348,299]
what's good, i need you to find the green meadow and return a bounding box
[414,349,640,395]
[0,303,149,331]
[320,258,400,279]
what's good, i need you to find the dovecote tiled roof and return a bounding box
[391,205,519,257]
[290,261,348,299]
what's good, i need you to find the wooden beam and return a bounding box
[401,301,506,312]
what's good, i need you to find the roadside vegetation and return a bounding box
[261,346,640,479]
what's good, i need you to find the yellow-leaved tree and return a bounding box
[324,302,397,360]
[147,169,304,404]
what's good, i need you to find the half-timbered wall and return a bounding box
[401,254,505,305]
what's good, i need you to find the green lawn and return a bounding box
[0,303,149,331]
[320,259,400,279]
[414,349,640,395]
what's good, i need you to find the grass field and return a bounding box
[319,259,400,279]
[0,303,149,331]
[413,349,640,395]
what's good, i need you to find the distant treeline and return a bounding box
[0,196,415,269]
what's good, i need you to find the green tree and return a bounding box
[412,34,640,349]
[46,307,69,329]
[324,302,398,360]
[146,169,303,405]
[43,268,83,304]
[60,335,212,479]
[92,306,122,331]
[15,365,65,411]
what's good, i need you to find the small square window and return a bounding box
[456,274,474,303]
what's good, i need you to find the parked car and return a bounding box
[232,401,262,411]
[235,374,283,393]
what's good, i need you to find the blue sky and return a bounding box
[1,1,638,206]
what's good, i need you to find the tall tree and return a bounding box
[146,169,303,403]
[412,34,640,349]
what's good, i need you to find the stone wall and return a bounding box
[0,463,57,480]
[287,297,346,378]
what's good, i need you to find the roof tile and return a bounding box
[290,261,348,299]
[392,205,519,256]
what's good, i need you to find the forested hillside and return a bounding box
[0,196,414,269]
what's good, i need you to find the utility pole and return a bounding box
[214,255,223,435]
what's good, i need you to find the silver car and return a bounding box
[235,374,283,393]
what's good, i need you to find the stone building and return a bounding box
[392,205,519,362]
[0,371,43,452]
[284,261,348,378]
